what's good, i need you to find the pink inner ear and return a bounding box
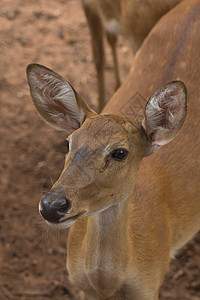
[144,82,187,149]
[28,65,85,132]
[158,87,183,130]
[148,84,185,129]
[47,99,70,116]
[48,99,81,131]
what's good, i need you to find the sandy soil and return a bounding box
[0,0,200,299]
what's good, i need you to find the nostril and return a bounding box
[40,196,71,223]
[51,198,71,213]
[40,197,50,209]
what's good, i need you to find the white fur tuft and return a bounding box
[146,86,180,135]
[142,82,187,154]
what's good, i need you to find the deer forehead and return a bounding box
[69,115,141,154]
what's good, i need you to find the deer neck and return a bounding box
[92,201,130,236]
[84,198,131,275]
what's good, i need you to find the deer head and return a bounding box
[27,63,187,229]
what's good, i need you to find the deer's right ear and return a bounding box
[26,64,96,134]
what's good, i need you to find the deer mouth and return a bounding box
[60,211,86,222]
[46,211,87,229]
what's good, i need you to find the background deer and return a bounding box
[82,0,184,111]
[27,0,200,299]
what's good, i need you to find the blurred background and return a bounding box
[0,0,200,299]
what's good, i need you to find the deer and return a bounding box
[27,0,200,298]
[82,0,184,111]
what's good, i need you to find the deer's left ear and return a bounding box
[142,81,187,156]
[26,64,96,135]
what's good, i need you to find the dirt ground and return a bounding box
[0,0,200,299]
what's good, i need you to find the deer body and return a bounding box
[104,0,200,256]
[82,0,183,110]
[27,0,200,299]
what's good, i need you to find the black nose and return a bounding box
[40,195,71,223]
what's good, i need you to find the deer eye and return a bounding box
[64,139,70,152]
[111,148,128,161]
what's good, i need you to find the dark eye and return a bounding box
[111,148,128,161]
[64,139,70,152]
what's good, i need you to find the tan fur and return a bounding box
[82,0,183,111]
[68,0,200,298]
[27,0,200,299]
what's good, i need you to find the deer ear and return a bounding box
[142,81,187,156]
[26,64,96,134]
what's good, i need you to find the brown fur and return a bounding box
[27,0,200,299]
[82,0,183,111]
[68,0,200,298]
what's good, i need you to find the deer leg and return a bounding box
[106,30,121,91]
[82,0,105,112]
